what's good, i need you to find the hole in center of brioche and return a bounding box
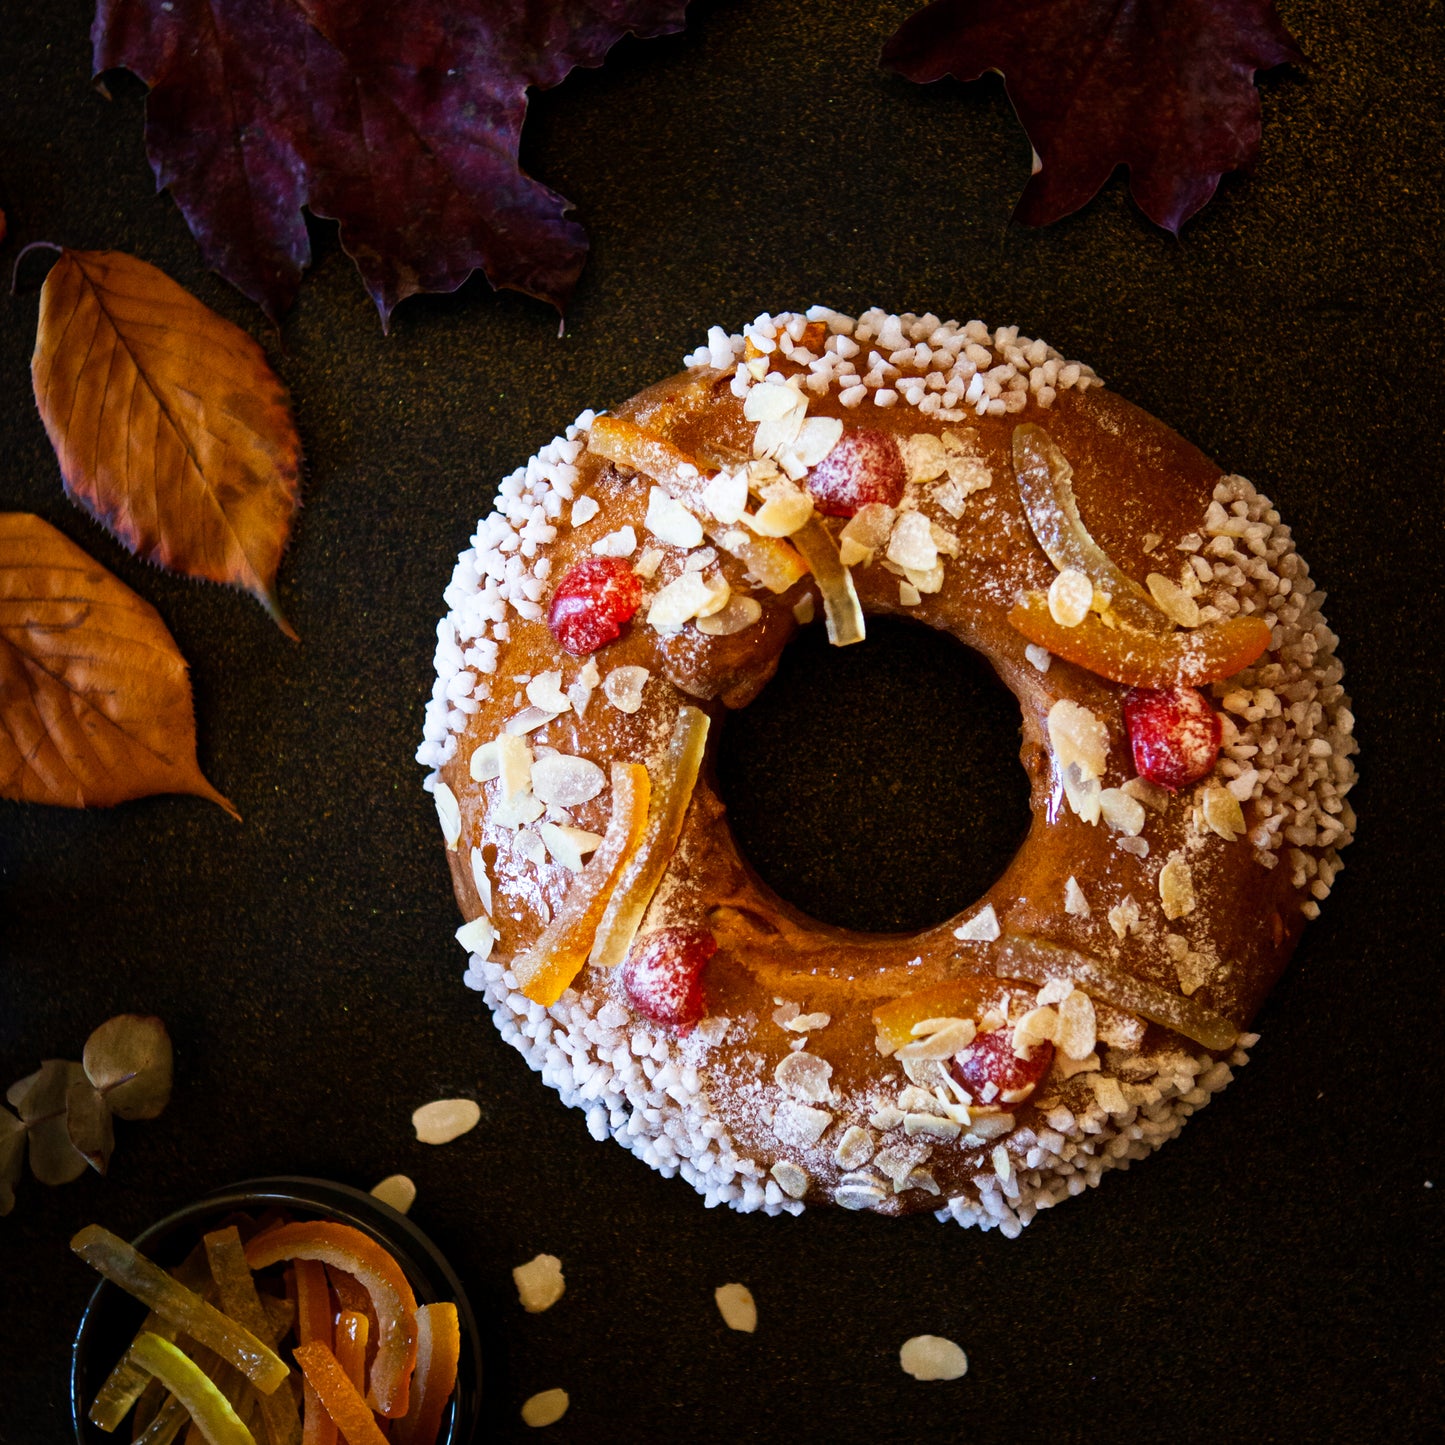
[715,615,1031,935]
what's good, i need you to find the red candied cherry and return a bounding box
[547,556,642,656]
[805,428,906,517]
[621,927,717,1029]
[950,1028,1054,1107]
[1123,684,1223,791]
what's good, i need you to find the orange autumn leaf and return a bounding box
[0,513,236,816]
[31,248,302,638]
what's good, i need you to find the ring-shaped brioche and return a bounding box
[419,308,1356,1233]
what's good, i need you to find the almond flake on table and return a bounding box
[370,1174,416,1215]
[714,1282,757,1332]
[900,1334,969,1381]
[412,1098,481,1144]
[513,1253,565,1313]
[521,1389,569,1428]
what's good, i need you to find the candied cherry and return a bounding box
[950,1028,1054,1107]
[621,926,717,1028]
[805,428,906,517]
[1123,684,1223,791]
[547,556,642,656]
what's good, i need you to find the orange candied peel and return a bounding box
[872,981,989,1056]
[245,1221,418,1420]
[587,415,807,594]
[292,1343,389,1445]
[1008,592,1271,688]
[591,709,710,969]
[390,1304,462,1445]
[513,761,651,1006]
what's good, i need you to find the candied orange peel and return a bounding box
[587,414,807,593]
[514,761,652,1005]
[871,981,990,1056]
[390,1304,462,1445]
[244,1221,418,1420]
[591,709,710,969]
[1008,592,1271,687]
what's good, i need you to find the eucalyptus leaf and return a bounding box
[66,1078,115,1175]
[18,1059,88,1185]
[5,1071,38,1109]
[0,1111,25,1216]
[84,1015,173,1121]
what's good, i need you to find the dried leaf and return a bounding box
[84,1014,174,1120]
[92,0,693,325]
[32,250,301,636]
[66,1078,116,1175]
[0,1111,25,1216]
[0,513,237,815]
[17,1060,89,1185]
[882,0,1303,231]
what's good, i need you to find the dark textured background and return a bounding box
[2,2,1441,1441]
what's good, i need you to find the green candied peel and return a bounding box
[127,1332,256,1445]
[791,517,866,647]
[71,1226,289,1395]
[203,1227,303,1445]
[88,1243,211,1432]
[988,932,1240,1051]
[1012,423,1171,635]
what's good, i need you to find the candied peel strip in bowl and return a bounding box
[334,1311,369,1393]
[514,761,652,1006]
[244,1222,418,1421]
[126,1333,255,1445]
[203,1227,303,1445]
[291,1344,388,1445]
[1013,423,1169,634]
[71,1227,289,1395]
[90,1246,213,1430]
[993,933,1239,1050]
[591,708,710,969]
[790,517,866,646]
[587,415,807,593]
[390,1304,461,1445]
[1008,593,1272,688]
[293,1259,337,1445]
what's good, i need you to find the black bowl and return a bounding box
[71,1176,482,1444]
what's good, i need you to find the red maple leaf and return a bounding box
[92,0,692,326]
[882,0,1303,232]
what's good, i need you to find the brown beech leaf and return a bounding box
[31,249,301,637]
[84,1014,174,1121]
[0,513,238,816]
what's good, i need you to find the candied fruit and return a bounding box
[547,556,642,656]
[950,1027,1054,1106]
[1123,685,1223,791]
[805,428,906,517]
[622,927,717,1027]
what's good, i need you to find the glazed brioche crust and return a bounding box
[421,310,1354,1229]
